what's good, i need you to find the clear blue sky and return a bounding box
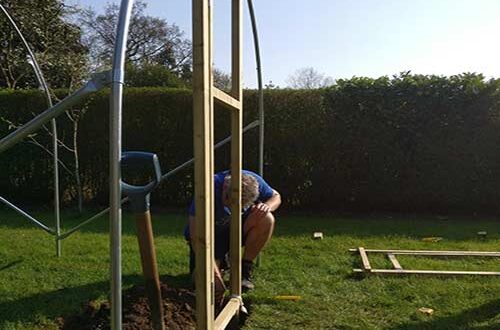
[70,0,500,88]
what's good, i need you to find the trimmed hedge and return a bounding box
[2,73,500,214]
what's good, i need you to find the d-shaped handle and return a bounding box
[120,151,162,213]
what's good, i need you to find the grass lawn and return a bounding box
[0,208,499,329]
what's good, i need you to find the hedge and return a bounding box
[2,73,500,214]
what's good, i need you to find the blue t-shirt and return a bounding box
[185,170,274,239]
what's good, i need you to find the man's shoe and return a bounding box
[242,259,255,291]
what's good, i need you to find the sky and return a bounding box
[69,0,500,88]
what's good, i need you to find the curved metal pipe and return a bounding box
[109,1,134,329]
[0,196,55,234]
[0,4,61,256]
[247,0,265,178]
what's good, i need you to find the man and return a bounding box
[185,170,281,293]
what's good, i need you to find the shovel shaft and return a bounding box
[135,211,165,330]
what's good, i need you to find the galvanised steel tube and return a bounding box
[58,120,259,241]
[0,4,61,256]
[247,0,265,178]
[109,1,133,329]
[0,196,55,234]
[52,118,61,256]
[58,197,129,240]
[159,120,259,182]
[0,73,108,154]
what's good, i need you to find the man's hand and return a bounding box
[250,202,271,219]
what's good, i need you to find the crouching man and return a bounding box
[185,170,281,293]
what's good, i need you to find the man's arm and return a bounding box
[251,189,281,217]
[265,189,281,211]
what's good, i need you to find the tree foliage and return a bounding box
[0,0,87,89]
[212,68,231,91]
[286,67,334,89]
[78,0,192,80]
[125,64,186,88]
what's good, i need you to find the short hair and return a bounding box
[224,173,259,209]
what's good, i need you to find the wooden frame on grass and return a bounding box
[350,247,500,276]
[192,0,243,328]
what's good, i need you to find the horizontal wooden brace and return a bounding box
[214,297,241,330]
[213,87,241,111]
[353,268,500,276]
[349,248,500,257]
[387,253,402,270]
[358,247,371,271]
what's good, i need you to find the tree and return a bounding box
[286,67,334,89]
[78,0,192,80]
[0,0,91,213]
[125,64,187,88]
[0,0,88,89]
[265,80,279,89]
[212,67,231,91]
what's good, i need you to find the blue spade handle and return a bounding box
[120,151,162,213]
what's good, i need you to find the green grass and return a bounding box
[0,209,499,329]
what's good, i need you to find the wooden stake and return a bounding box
[229,0,243,301]
[193,0,214,328]
[193,0,243,328]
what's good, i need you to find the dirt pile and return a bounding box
[61,283,196,330]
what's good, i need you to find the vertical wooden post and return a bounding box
[231,0,242,100]
[193,0,243,328]
[229,0,243,298]
[193,0,215,329]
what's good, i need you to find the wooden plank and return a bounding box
[229,102,242,295]
[230,0,242,100]
[192,0,214,328]
[353,269,500,276]
[229,0,243,300]
[387,253,402,270]
[349,249,500,257]
[213,87,241,111]
[358,247,372,272]
[214,298,240,330]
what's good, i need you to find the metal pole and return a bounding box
[247,0,264,178]
[0,196,55,234]
[0,4,61,256]
[109,1,133,330]
[58,120,259,241]
[0,73,108,154]
[247,0,264,267]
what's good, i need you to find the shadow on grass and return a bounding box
[0,273,192,327]
[0,259,23,272]
[390,299,500,330]
[273,214,500,240]
[1,208,499,241]
[0,207,188,237]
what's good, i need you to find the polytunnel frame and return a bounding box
[0,3,62,256]
[0,0,266,328]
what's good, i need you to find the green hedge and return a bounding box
[2,73,500,214]
[320,74,500,212]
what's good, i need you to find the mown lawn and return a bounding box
[0,209,499,329]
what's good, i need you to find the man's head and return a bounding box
[222,173,259,209]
